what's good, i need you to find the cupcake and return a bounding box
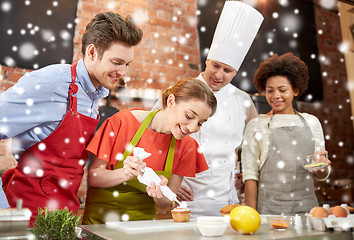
[220,204,241,216]
[171,207,191,222]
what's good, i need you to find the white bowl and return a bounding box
[197,216,228,237]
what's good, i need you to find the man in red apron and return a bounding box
[0,12,143,225]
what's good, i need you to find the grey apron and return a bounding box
[257,112,319,214]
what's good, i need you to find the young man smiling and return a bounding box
[0,12,143,224]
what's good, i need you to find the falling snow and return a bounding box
[0,0,352,226]
[0,0,77,69]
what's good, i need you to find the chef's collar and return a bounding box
[76,59,109,101]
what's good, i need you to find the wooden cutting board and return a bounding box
[106,219,197,233]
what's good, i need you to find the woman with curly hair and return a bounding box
[241,53,331,214]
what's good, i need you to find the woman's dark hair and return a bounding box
[81,12,143,59]
[254,52,309,97]
[161,78,217,116]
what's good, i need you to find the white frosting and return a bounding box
[172,207,190,212]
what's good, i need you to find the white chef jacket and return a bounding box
[152,74,257,218]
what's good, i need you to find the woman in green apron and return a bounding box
[241,53,331,214]
[82,78,217,224]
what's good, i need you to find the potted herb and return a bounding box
[30,207,81,240]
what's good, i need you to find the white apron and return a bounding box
[182,168,236,217]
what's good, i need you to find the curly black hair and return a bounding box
[254,52,309,97]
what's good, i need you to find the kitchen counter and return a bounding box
[80,220,354,240]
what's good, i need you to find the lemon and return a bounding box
[229,206,261,234]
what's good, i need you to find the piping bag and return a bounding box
[134,147,181,205]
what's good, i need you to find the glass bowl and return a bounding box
[301,153,328,171]
[267,216,292,231]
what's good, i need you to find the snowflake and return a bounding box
[121,213,129,221]
[59,178,69,189]
[255,132,263,141]
[277,161,285,169]
[15,86,25,95]
[47,198,60,210]
[211,161,220,169]
[36,169,44,177]
[115,153,123,161]
[23,166,31,174]
[126,143,134,153]
[131,9,149,26]
[38,143,46,151]
[0,125,9,135]
[104,212,120,222]
[207,189,215,198]
[34,127,41,135]
[1,1,12,12]
[338,41,350,53]
[319,0,336,9]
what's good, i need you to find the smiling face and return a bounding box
[203,59,237,91]
[166,95,212,140]
[84,42,134,89]
[265,76,299,115]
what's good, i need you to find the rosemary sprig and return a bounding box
[30,207,81,240]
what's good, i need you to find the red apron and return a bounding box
[2,62,99,225]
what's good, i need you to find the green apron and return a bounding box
[82,111,176,224]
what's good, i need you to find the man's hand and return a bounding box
[77,165,88,203]
[176,185,194,201]
[234,172,245,194]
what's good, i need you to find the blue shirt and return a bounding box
[0,178,9,208]
[0,59,109,160]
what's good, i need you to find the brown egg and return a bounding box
[312,207,330,218]
[309,207,317,215]
[330,206,348,217]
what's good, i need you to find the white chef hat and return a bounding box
[207,1,264,71]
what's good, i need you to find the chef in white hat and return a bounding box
[152,0,263,217]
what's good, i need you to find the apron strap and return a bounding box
[294,110,311,129]
[113,110,176,177]
[164,137,175,172]
[69,62,79,114]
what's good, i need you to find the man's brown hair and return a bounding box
[81,12,143,59]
